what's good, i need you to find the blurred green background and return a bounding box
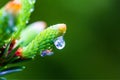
[1,0,120,80]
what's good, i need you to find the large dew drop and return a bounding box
[54,36,65,50]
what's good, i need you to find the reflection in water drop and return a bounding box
[54,36,65,50]
[41,50,54,57]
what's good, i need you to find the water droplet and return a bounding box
[41,50,54,57]
[30,8,34,12]
[29,0,36,4]
[47,52,54,56]
[54,36,65,50]
[26,20,29,24]
[41,51,46,57]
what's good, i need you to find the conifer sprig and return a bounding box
[0,0,67,78]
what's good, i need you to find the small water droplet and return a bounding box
[54,36,65,50]
[30,8,34,12]
[47,52,54,56]
[29,0,36,4]
[26,20,29,24]
[41,50,54,57]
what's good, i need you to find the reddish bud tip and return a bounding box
[5,0,21,15]
[15,48,23,57]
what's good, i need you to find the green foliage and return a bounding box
[0,0,66,78]
[14,0,36,38]
[0,8,16,47]
[22,24,65,58]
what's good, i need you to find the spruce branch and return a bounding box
[0,0,67,78]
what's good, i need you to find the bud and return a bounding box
[22,24,67,58]
[16,21,46,47]
[5,0,21,15]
